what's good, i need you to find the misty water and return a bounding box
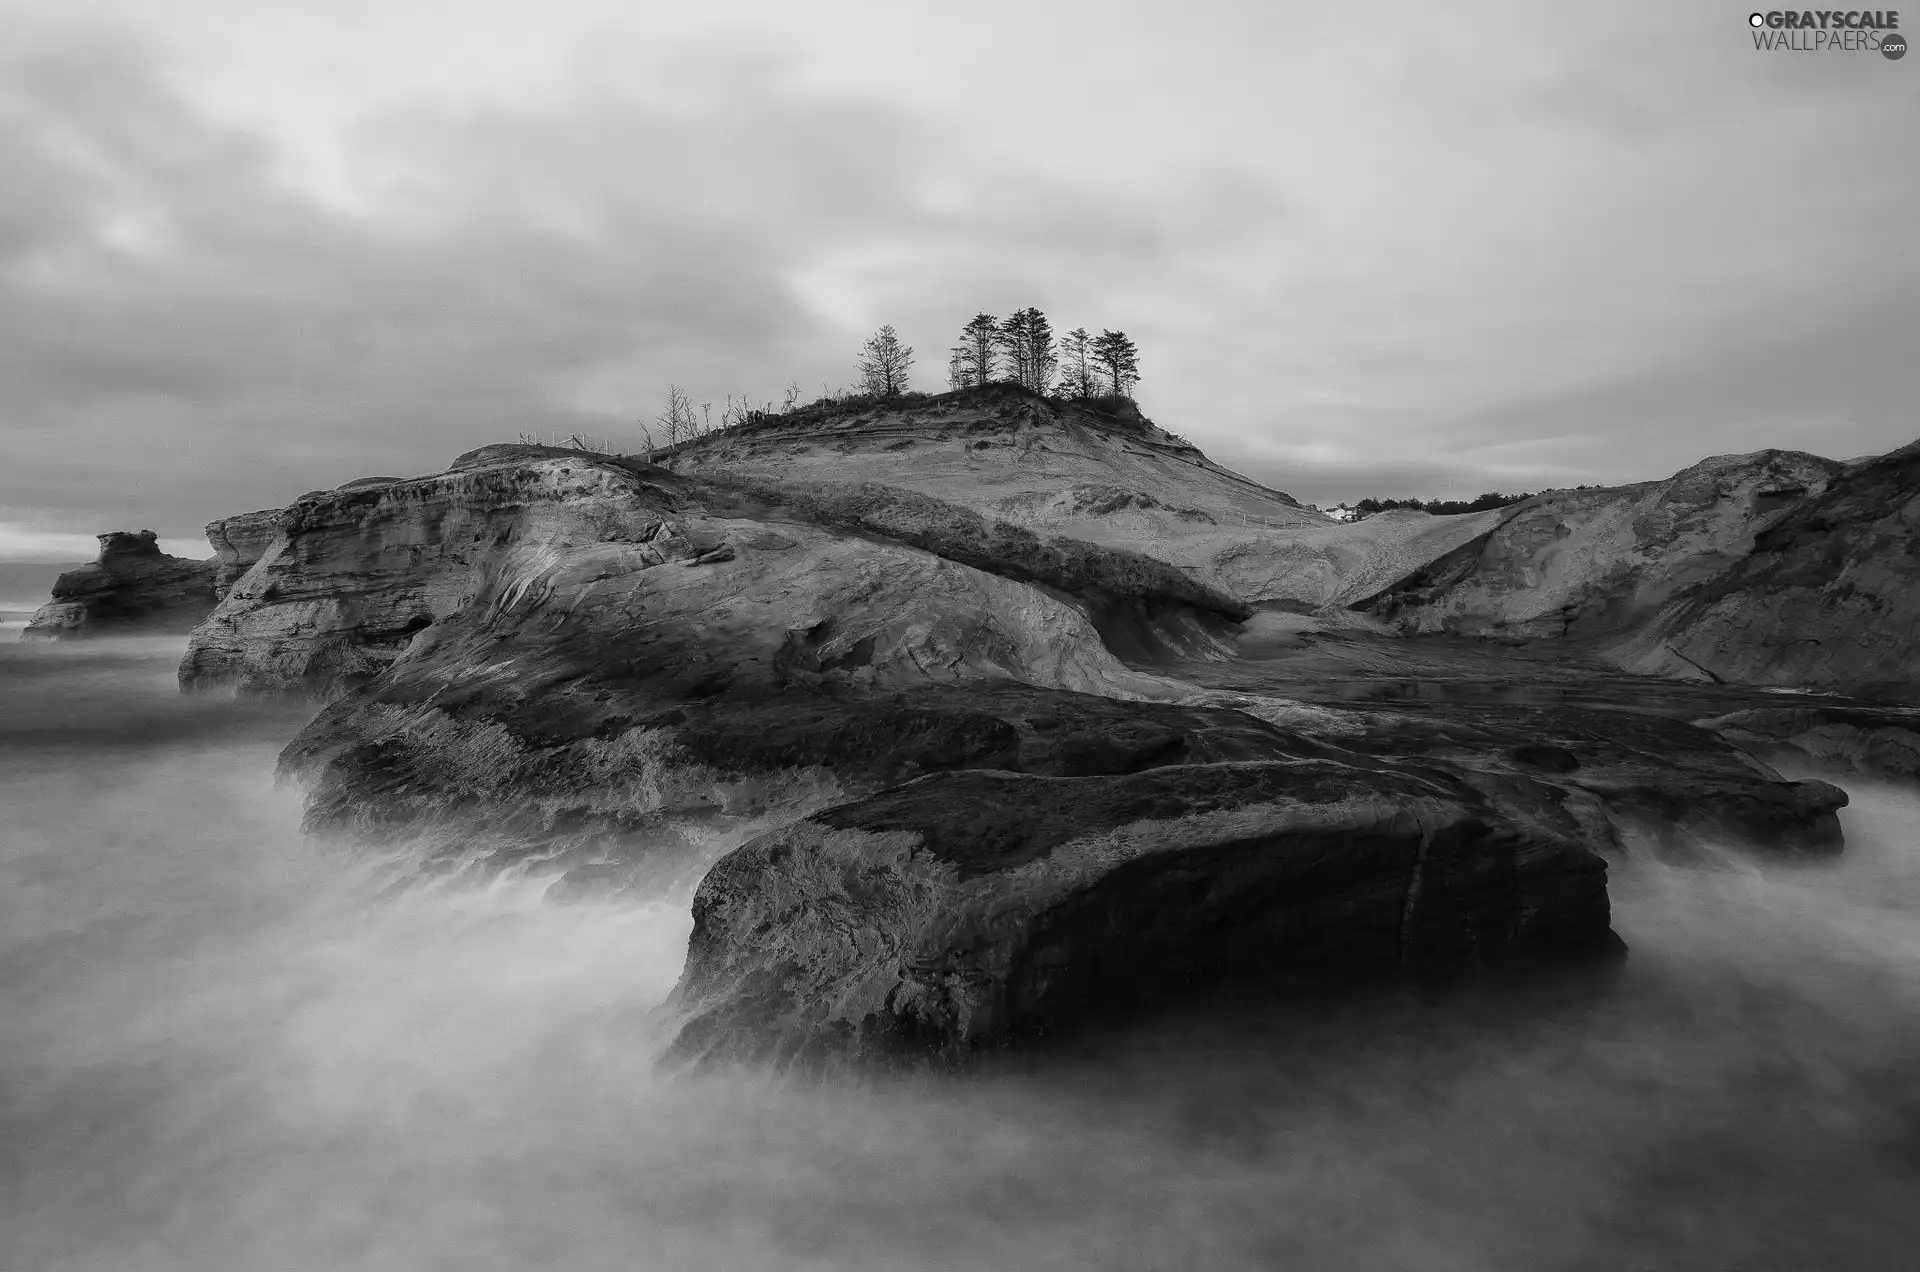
[4,639,1918,1270]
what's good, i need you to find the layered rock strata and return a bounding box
[205,508,283,598]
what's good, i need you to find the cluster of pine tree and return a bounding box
[943,310,1139,400]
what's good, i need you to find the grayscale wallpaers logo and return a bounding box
[1747,9,1906,56]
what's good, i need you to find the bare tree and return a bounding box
[723,392,756,429]
[857,324,914,397]
[657,383,698,448]
[1091,329,1141,398]
[782,380,802,413]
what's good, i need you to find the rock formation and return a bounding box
[205,508,283,599]
[22,531,218,640]
[1612,440,1920,696]
[166,392,1913,1070]
[659,383,1502,609]
[1354,449,1844,642]
[1696,706,1920,781]
[662,761,1620,1070]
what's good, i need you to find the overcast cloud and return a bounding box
[1,0,1914,559]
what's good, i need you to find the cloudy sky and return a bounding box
[1,0,1914,560]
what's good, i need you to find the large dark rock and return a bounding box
[22,531,217,640]
[659,759,1620,1071]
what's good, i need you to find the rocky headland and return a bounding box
[25,384,1910,1065]
[104,383,1913,1068]
[22,531,218,640]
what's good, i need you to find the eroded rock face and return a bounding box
[660,760,1620,1070]
[22,531,217,640]
[195,443,1270,881]
[1356,450,1844,642]
[205,508,283,599]
[183,445,1221,702]
[1612,441,1920,696]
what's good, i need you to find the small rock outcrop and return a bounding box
[22,531,217,640]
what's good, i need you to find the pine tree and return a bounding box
[857,324,914,397]
[1021,307,1055,392]
[1091,329,1140,398]
[1057,327,1096,399]
[996,313,1029,389]
[656,383,698,447]
[959,313,999,386]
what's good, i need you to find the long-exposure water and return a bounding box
[3,638,1916,1270]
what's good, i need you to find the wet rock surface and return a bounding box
[1697,705,1920,781]
[661,760,1619,1070]
[22,531,217,640]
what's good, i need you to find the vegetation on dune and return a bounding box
[1328,491,1536,520]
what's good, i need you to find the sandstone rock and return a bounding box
[659,760,1620,1070]
[1355,449,1844,642]
[1611,440,1920,696]
[205,508,283,598]
[185,446,1198,703]
[21,531,217,640]
[658,383,1510,610]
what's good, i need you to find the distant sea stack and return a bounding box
[21,531,218,640]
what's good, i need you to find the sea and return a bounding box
[3,636,1917,1270]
